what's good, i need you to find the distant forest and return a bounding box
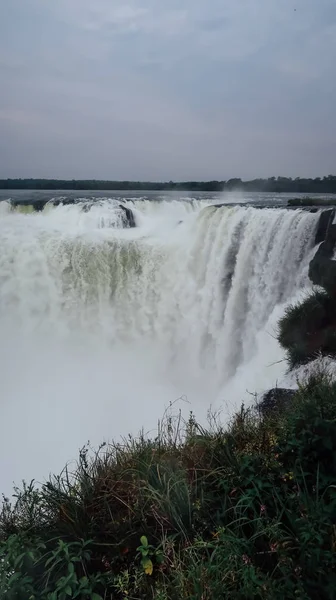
[1,176,336,193]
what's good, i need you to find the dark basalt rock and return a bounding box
[309,209,336,295]
[118,204,136,228]
[52,198,74,207]
[309,246,336,295]
[258,388,297,417]
[314,209,335,245]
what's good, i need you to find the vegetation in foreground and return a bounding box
[1,374,336,599]
[278,289,336,369]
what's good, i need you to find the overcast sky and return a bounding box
[1,0,335,180]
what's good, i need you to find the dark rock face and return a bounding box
[309,209,336,295]
[258,388,297,417]
[309,245,336,295]
[314,209,335,245]
[118,204,136,228]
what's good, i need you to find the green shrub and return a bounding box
[278,289,336,368]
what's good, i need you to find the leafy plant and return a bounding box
[278,289,336,367]
[136,536,164,576]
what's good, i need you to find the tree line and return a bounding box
[1,175,336,193]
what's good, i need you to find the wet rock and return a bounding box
[309,251,336,296]
[314,209,335,245]
[258,388,297,417]
[118,204,136,228]
[309,209,336,295]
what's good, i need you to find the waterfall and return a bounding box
[0,199,318,491]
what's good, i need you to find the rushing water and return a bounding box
[0,193,319,493]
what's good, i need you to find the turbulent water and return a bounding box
[0,195,319,493]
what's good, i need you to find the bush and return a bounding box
[278,289,336,368]
[1,375,336,599]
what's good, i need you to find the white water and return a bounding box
[0,199,318,494]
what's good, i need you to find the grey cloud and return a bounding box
[0,0,336,179]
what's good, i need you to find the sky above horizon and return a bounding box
[1,0,336,180]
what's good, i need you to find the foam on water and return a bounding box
[0,198,318,493]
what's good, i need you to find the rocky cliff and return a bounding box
[309,208,336,294]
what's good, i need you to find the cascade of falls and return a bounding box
[0,198,318,491]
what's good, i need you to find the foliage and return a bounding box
[1,375,336,599]
[136,536,164,576]
[278,289,336,368]
[1,175,336,193]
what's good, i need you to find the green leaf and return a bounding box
[141,557,153,575]
[63,572,78,587]
[56,576,67,589]
[155,552,164,565]
[14,552,26,568]
[65,586,73,596]
[91,594,104,600]
[140,536,148,547]
[37,542,46,550]
[8,572,21,584]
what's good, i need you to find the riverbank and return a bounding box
[1,176,336,193]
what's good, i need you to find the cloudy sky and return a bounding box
[1,0,335,180]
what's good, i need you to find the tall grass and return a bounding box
[1,374,336,599]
